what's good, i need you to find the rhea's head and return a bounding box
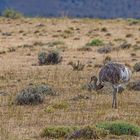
[90,76,98,83]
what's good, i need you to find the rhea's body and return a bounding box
[90,62,131,108]
[99,63,131,86]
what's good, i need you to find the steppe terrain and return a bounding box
[0,17,140,140]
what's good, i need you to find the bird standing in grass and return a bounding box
[90,62,131,108]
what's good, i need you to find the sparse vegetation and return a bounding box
[1,18,140,140]
[69,61,85,71]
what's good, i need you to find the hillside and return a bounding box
[0,0,140,18]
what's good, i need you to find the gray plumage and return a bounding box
[90,62,131,108]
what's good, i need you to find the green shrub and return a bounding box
[2,8,23,19]
[96,121,140,136]
[41,126,78,138]
[86,39,104,46]
[41,125,108,139]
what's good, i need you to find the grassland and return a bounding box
[0,17,140,140]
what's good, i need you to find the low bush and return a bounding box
[2,8,23,19]
[38,51,62,65]
[15,92,43,105]
[41,126,78,138]
[41,125,108,139]
[15,84,56,105]
[96,121,140,136]
[68,126,108,139]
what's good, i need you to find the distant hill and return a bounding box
[0,0,140,18]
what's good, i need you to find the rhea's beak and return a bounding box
[89,78,93,84]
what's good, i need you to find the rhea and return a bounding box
[90,62,131,108]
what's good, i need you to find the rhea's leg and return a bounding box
[114,87,119,108]
[112,87,117,109]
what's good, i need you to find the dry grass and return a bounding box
[0,17,140,140]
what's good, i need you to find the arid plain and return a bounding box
[0,17,140,140]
